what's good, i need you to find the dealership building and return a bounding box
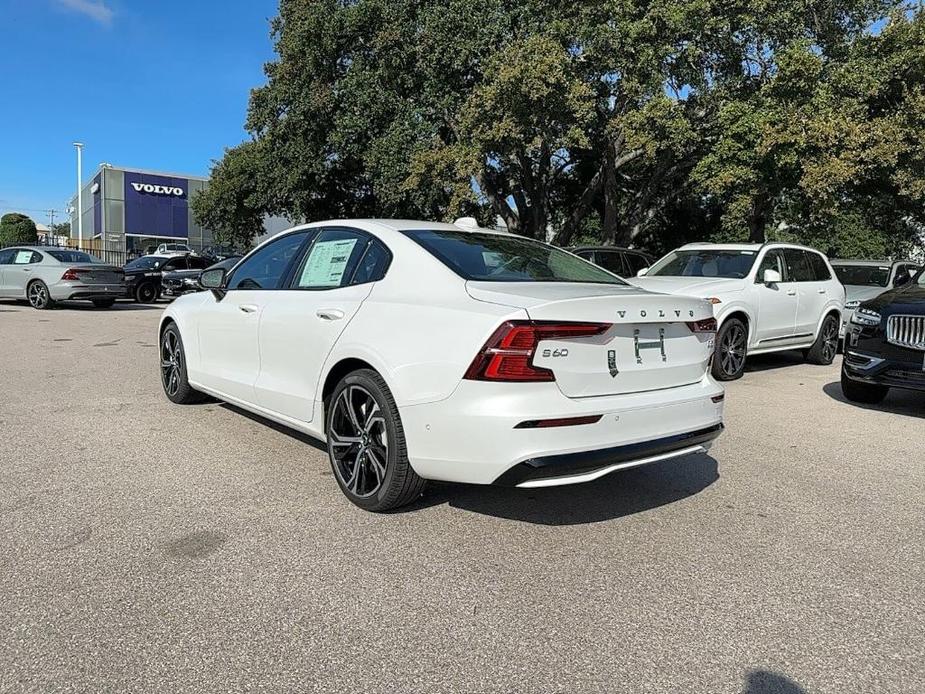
[69,164,291,256]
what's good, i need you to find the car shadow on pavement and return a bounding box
[822,381,924,419]
[408,453,719,525]
[744,350,807,373]
[0,299,161,312]
[744,670,806,694]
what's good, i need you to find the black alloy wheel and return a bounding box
[806,315,839,365]
[327,369,425,511]
[135,282,158,304]
[712,318,747,381]
[27,281,53,310]
[160,324,204,404]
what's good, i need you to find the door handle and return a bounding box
[817,288,826,294]
[316,309,345,321]
[22,268,31,272]
[786,290,797,296]
[238,304,259,314]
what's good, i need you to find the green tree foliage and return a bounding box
[0,213,38,245]
[50,222,70,238]
[196,0,923,258]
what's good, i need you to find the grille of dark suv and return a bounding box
[887,314,925,350]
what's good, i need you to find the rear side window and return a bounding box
[228,231,310,290]
[351,239,391,285]
[623,253,650,275]
[807,252,831,281]
[292,229,368,289]
[593,251,626,276]
[47,250,97,263]
[404,230,625,285]
[783,249,814,282]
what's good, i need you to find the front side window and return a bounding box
[646,249,757,279]
[227,231,309,290]
[783,249,814,282]
[125,257,165,271]
[292,229,368,289]
[756,250,787,282]
[624,253,650,275]
[163,258,188,271]
[404,230,625,285]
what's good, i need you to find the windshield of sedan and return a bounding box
[46,250,99,263]
[646,249,758,279]
[833,264,891,287]
[403,230,626,284]
[125,257,165,270]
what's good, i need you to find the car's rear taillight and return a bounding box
[61,268,85,281]
[686,318,718,333]
[464,321,611,382]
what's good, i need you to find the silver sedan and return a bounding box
[0,246,124,309]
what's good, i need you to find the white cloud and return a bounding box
[56,0,114,25]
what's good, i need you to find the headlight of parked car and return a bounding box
[850,307,881,326]
[845,300,860,309]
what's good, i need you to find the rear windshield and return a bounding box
[46,250,98,263]
[833,264,890,287]
[647,249,758,279]
[403,230,625,284]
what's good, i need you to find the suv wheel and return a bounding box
[712,318,747,381]
[806,314,839,365]
[27,280,54,310]
[327,369,426,512]
[840,365,888,404]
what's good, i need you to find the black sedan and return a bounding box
[842,267,925,403]
[161,255,242,298]
[122,254,210,303]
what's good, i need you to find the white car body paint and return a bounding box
[632,242,845,357]
[161,220,724,487]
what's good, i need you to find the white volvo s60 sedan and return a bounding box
[158,219,724,511]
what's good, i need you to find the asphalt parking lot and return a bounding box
[1,301,923,694]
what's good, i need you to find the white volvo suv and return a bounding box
[632,243,845,380]
[159,220,724,511]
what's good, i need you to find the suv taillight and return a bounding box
[61,268,84,281]
[464,321,611,382]
[686,318,718,333]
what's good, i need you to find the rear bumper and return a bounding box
[50,282,125,301]
[399,375,724,485]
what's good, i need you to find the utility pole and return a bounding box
[46,209,58,245]
[73,142,84,248]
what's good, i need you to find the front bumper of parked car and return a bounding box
[398,375,725,486]
[843,324,925,392]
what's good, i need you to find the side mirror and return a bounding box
[636,267,649,277]
[199,267,226,290]
[763,268,782,284]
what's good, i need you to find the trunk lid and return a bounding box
[70,264,124,285]
[466,281,715,397]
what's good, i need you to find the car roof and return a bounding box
[260,218,515,247]
[830,259,911,266]
[678,241,827,254]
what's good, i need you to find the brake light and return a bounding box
[686,318,717,333]
[464,321,611,382]
[515,415,603,428]
[61,268,85,281]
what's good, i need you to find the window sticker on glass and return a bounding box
[14,251,33,264]
[482,251,503,269]
[299,239,358,287]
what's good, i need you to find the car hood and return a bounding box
[628,275,745,298]
[861,283,925,314]
[844,285,888,304]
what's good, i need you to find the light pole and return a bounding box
[72,142,84,247]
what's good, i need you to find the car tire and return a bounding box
[326,369,426,512]
[135,282,158,304]
[840,365,888,404]
[92,299,116,308]
[160,323,206,404]
[806,314,839,365]
[711,318,747,381]
[27,280,55,310]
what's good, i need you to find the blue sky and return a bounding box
[0,0,278,225]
